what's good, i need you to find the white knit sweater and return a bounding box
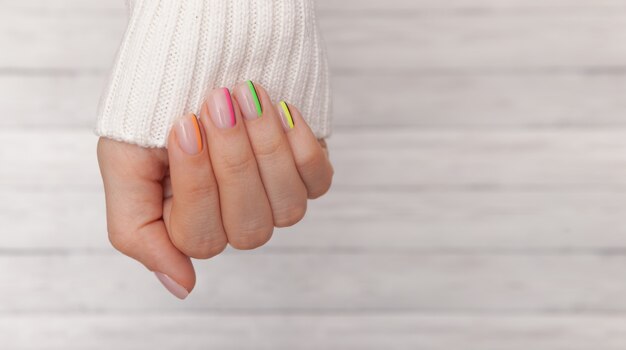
[96,0,331,148]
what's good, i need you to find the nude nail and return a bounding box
[278,101,295,131]
[238,80,263,120]
[174,114,203,155]
[208,88,237,129]
[154,272,189,300]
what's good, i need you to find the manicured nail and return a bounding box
[154,272,189,300]
[278,101,295,131]
[174,114,203,155]
[238,80,263,120]
[207,88,236,129]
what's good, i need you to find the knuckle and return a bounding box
[170,216,228,259]
[219,151,256,175]
[297,149,325,176]
[308,165,334,200]
[254,137,288,160]
[228,225,274,250]
[108,227,134,255]
[308,180,332,199]
[177,236,228,260]
[183,181,218,202]
[274,202,307,228]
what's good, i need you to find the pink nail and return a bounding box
[174,114,203,155]
[207,88,236,129]
[154,272,189,300]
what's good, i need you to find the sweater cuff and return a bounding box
[96,0,332,148]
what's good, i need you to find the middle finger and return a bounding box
[199,87,274,250]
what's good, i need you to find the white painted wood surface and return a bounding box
[8,314,626,350]
[1,0,626,348]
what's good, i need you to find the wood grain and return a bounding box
[5,0,626,13]
[5,190,626,251]
[2,0,626,348]
[7,74,626,129]
[2,314,626,350]
[3,7,626,72]
[1,253,626,313]
[3,129,626,190]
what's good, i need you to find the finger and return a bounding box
[97,138,195,299]
[199,87,274,250]
[276,102,334,199]
[232,81,308,228]
[166,114,228,259]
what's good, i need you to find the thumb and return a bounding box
[97,137,196,299]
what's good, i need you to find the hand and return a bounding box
[97,82,334,299]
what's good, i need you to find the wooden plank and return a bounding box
[0,0,125,12]
[4,190,626,251]
[4,3,626,348]
[330,129,626,190]
[0,314,423,350]
[6,74,626,129]
[3,129,625,190]
[332,74,626,129]
[4,0,626,13]
[0,131,100,189]
[0,75,104,128]
[317,0,626,14]
[2,314,626,350]
[321,15,626,72]
[3,9,626,71]
[0,9,125,70]
[2,253,626,312]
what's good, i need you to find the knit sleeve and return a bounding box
[96,0,332,148]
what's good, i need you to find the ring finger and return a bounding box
[232,81,308,227]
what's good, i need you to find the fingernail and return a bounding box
[238,80,263,120]
[174,114,203,155]
[278,101,295,131]
[154,272,189,300]
[208,88,237,129]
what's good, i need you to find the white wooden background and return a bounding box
[3,0,626,348]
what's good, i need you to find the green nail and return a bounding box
[247,81,263,117]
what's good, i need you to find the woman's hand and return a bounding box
[97,82,334,299]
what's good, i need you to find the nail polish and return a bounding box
[174,114,203,155]
[238,80,263,120]
[278,101,295,130]
[154,272,189,300]
[208,88,237,129]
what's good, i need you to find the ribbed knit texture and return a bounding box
[97,0,331,148]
